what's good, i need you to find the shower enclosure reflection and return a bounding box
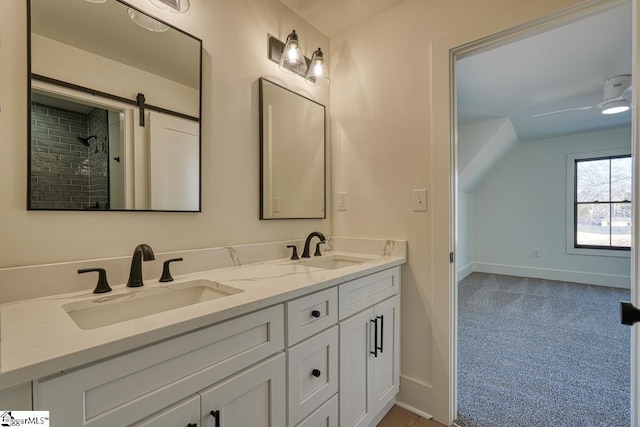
[29,85,200,211]
[30,92,124,210]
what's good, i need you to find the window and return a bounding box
[574,154,631,250]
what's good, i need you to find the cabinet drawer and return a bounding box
[339,267,400,320]
[37,304,284,427]
[296,394,338,427]
[287,326,338,427]
[132,395,199,427]
[286,287,337,346]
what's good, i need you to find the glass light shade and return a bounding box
[279,30,307,75]
[128,8,169,32]
[602,100,630,115]
[305,48,330,87]
[149,0,190,13]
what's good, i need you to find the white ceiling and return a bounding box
[31,0,200,89]
[284,0,632,142]
[456,2,633,142]
[279,0,407,38]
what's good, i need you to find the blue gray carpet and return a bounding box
[455,273,631,427]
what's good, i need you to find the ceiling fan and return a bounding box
[532,74,632,118]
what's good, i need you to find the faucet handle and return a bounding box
[78,268,112,294]
[160,258,184,282]
[287,245,299,260]
[314,241,325,257]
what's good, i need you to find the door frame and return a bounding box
[442,0,638,424]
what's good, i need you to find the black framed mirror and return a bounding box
[28,0,202,211]
[259,78,326,219]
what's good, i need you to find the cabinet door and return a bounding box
[200,354,285,427]
[371,295,400,410]
[296,394,338,427]
[339,307,375,427]
[132,395,199,427]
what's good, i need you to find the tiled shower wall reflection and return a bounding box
[30,102,109,209]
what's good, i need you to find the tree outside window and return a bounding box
[575,155,631,250]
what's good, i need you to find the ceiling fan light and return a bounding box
[602,100,630,115]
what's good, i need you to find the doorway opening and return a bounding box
[453,2,633,425]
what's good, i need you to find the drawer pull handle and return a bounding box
[187,424,198,427]
[370,318,379,357]
[377,315,384,353]
[311,310,321,318]
[210,410,220,427]
[312,369,322,377]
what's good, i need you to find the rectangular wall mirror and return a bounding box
[259,78,326,219]
[28,0,202,211]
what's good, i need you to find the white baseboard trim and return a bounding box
[397,375,436,421]
[395,401,434,420]
[457,263,474,280]
[473,262,630,288]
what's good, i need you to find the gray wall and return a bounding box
[30,102,108,209]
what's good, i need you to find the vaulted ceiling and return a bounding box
[456,1,632,142]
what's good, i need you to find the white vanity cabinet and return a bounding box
[0,383,32,410]
[35,304,284,426]
[339,267,400,427]
[26,264,401,427]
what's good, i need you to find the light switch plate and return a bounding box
[413,189,427,212]
[273,197,280,213]
[337,192,347,211]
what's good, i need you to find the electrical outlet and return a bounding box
[337,192,347,211]
[533,248,540,257]
[273,197,280,213]
[413,189,427,212]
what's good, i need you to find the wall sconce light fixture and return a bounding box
[305,48,330,87]
[268,30,330,86]
[279,30,308,75]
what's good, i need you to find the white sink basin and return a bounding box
[300,254,372,270]
[63,279,243,330]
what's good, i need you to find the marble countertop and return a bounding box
[0,251,405,389]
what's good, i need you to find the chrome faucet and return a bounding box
[127,244,155,287]
[301,232,326,258]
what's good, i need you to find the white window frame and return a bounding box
[566,148,631,258]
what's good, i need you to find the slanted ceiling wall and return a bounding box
[459,126,631,288]
[459,118,519,193]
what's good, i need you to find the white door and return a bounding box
[199,354,285,427]
[149,111,200,211]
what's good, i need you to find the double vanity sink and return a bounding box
[62,254,371,331]
[0,248,399,390]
